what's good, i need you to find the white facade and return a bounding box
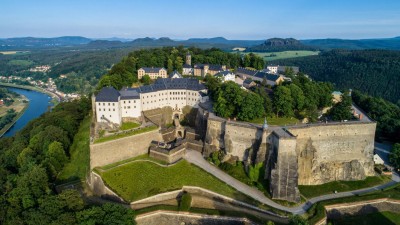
[95,78,207,125]
[266,65,278,74]
[216,71,235,83]
[96,101,122,124]
[374,154,384,165]
[183,67,193,75]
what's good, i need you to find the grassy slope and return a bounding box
[57,116,91,183]
[94,125,157,143]
[330,211,400,225]
[99,159,250,202]
[250,116,299,126]
[120,122,140,130]
[299,175,392,199]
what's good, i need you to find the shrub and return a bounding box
[178,192,192,211]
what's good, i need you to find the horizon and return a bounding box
[1,0,400,39]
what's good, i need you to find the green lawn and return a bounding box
[99,159,252,202]
[120,122,140,130]
[57,116,91,183]
[244,51,320,61]
[329,211,400,225]
[7,59,34,67]
[94,125,158,143]
[299,175,392,199]
[250,116,299,126]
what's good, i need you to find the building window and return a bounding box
[103,103,105,106]
[113,109,115,111]
[108,109,110,111]
[124,101,125,103]
[98,103,100,105]
[110,115,111,118]
[108,103,110,106]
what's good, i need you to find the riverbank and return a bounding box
[0,82,60,105]
[0,95,29,137]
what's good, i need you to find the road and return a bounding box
[184,149,400,215]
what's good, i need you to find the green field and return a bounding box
[299,175,392,199]
[329,211,400,225]
[57,116,91,183]
[95,125,158,143]
[120,122,140,130]
[250,116,300,126]
[243,50,319,61]
[99,158,251,202]
[7,59,34,67]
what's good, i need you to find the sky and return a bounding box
[1,0,400,40]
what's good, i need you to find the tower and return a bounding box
[186,52,191,66]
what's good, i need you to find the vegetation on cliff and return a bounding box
[272,49,400,103]
[246,38,317,52]
[352,90,400,142]
[205,73,333,122]
[0,98,135,224]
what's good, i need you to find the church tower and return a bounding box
[186,52,191,66]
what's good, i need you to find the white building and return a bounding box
[215,71,235,83]
[95,78,208,125]
[374,153,385,165]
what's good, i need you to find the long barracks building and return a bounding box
[95,78,208,125]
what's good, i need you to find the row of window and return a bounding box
[123,106,136,109]
[98,102,115,106]
[99,108,115,112]
[123,100,136,104]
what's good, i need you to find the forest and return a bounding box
[97,46,264,90]
[0,98,135,225]
[352,90,400,142]
[272,49,400,104]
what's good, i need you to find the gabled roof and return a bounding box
[169,70,183,78]
[120,87,140,99]
[139,78,206,93]
[208,64,224,71]
[139,67,166,73]
[236,67,257,76]
[215,71,234,77]
[183,64,192,68]
[96,87,120,102]
[243,78,255,85]
[254,72,281,81]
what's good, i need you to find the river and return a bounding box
[3,87,53,137]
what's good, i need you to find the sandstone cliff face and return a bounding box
[288,122,376,185]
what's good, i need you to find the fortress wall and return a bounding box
[204,118,226,155]
[224,122,262,161]
[270,133,300,202]
[90,129,162,169]
[287,122,376,185]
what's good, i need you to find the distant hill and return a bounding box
[301,37,400,50]
[246,38,317,52]
[0,36,92,47]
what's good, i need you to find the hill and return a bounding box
[0,36,92,47]
[246,38,317,52]
[272,49,400,103]
[301,37,400,50]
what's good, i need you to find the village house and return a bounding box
[215,71,235,82]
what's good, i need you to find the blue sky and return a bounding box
[1,0,399,39]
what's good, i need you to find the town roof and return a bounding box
[194,64,225,71]
[183,64,192,68]
[140,67,165,73]
[96,87,120,102]
[138,78,206,93]
[236,67,257,76]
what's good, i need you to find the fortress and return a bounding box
[90,80,377,203]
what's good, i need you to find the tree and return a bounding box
[288,84,305,112]
[46,141,68,173]
[389,143,400,170]
[273,86,294,117]
[237,93,264,121]
[178,192,192,211]
[141,74,151,85]
[328,92,352,121]
[248,163,263,182]
[289,215,309,225]
[167,58,173,74]
[174,56,183,74]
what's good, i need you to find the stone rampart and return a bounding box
[90,129,162,169]
[287,122,376,185]
[87,171,126,203]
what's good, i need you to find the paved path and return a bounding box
[184,149,400,215]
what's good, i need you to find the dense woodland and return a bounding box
[272,49,400,104]
[352,90,400,142]
[205,73,334,122]
[97,47,264,90]
[0,99,135,225]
